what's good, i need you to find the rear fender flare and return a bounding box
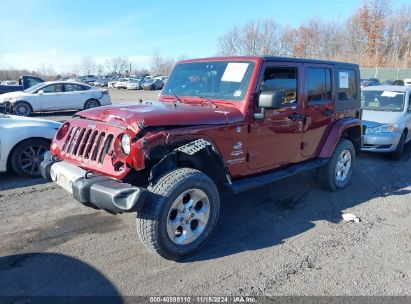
[319,118,362,158]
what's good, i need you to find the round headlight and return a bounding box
[121,134,131,155]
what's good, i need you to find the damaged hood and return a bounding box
[75,100,243,132]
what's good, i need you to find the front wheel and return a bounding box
[11,138,49,178]
[136,168,220,260]
[317,139,355,191]
[14,101,33,116]
[390,131,407,159]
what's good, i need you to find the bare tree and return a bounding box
[80,56,97,75]
[215,0,411,68]
[150,52,175,76]
[105,57,130,75]
[218,20,282,56]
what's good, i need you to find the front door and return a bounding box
[247,63,304,170]
[38,83,64,111]
[301,64,335,157]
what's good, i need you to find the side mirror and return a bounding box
[258,91,284,109]
[38,90,44,95]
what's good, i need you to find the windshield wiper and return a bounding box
[173,94,182,103]
[198,96,217,108]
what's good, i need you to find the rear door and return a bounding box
[301,64,336,157]
[247,62,304,170]
[63,83,89,109]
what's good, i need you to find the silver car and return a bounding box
[362,86,411,158]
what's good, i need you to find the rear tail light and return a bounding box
[102,90,109,95]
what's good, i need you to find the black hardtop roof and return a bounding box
[262,56,358,68]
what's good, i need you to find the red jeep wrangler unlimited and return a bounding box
[41,56,362,259]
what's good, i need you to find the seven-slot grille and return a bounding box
[61,126,115,164]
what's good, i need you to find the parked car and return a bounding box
[94,79,108,87]
[154,75,169,84]
[361,78,380,88]
[381,80,404,86]
[126,79,142,90]
[80,75,98,85]
[0,81,111,116]
[0,114,60,177]
[108,78,119,88]
[404,78,411,87]
[142,78,164,90]
[0,75,45,95]
[41,56,362,259]
[362,85,411,158]
[1,80,19,86]
[114,78,130,89]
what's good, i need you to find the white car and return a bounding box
[114,78,130,89]
[0,114,61,177]
[0,81,111,116]
[126,79,142,90]
[362,86,411,158]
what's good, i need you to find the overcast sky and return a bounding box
[0,0,409,73]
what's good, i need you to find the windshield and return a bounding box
[361,90,405,112]
[24,83,45,93]
[162,60,255,101]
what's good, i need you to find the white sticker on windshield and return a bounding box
[234,90,241,97]
[339,72,349,89]
[221,63,249,83]
[381,91,403,97]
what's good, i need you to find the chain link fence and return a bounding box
[360,68,411,82]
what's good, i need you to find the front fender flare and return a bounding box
[149,139,230,186]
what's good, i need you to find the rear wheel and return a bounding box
[317,139,355,191]
[11,138,49,178]
[84,99,100,109]
[14,101,33,116]
[136,168,220,260]
[390,131,406,159]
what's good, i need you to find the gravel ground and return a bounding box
[0,89,410,296]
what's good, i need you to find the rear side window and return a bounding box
[307,68,332,103]
[262,67,298,105]
[65,84,85,92]
[337,69,357,100]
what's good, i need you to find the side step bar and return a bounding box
[225,158,329,194]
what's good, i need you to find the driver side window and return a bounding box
[42,84,63,93]
[261,67,298,105]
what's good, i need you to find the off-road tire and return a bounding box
[84,99,100,110]
[136,168,220,260]
[13,101,33,116]
[10,138,49,178]
[390,131,407,159]
[317,139,355,192]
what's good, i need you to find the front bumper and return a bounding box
[40,152,147,213]
[362,132,402,152]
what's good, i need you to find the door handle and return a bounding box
[288,113,304,121]
[323,108,333,116]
